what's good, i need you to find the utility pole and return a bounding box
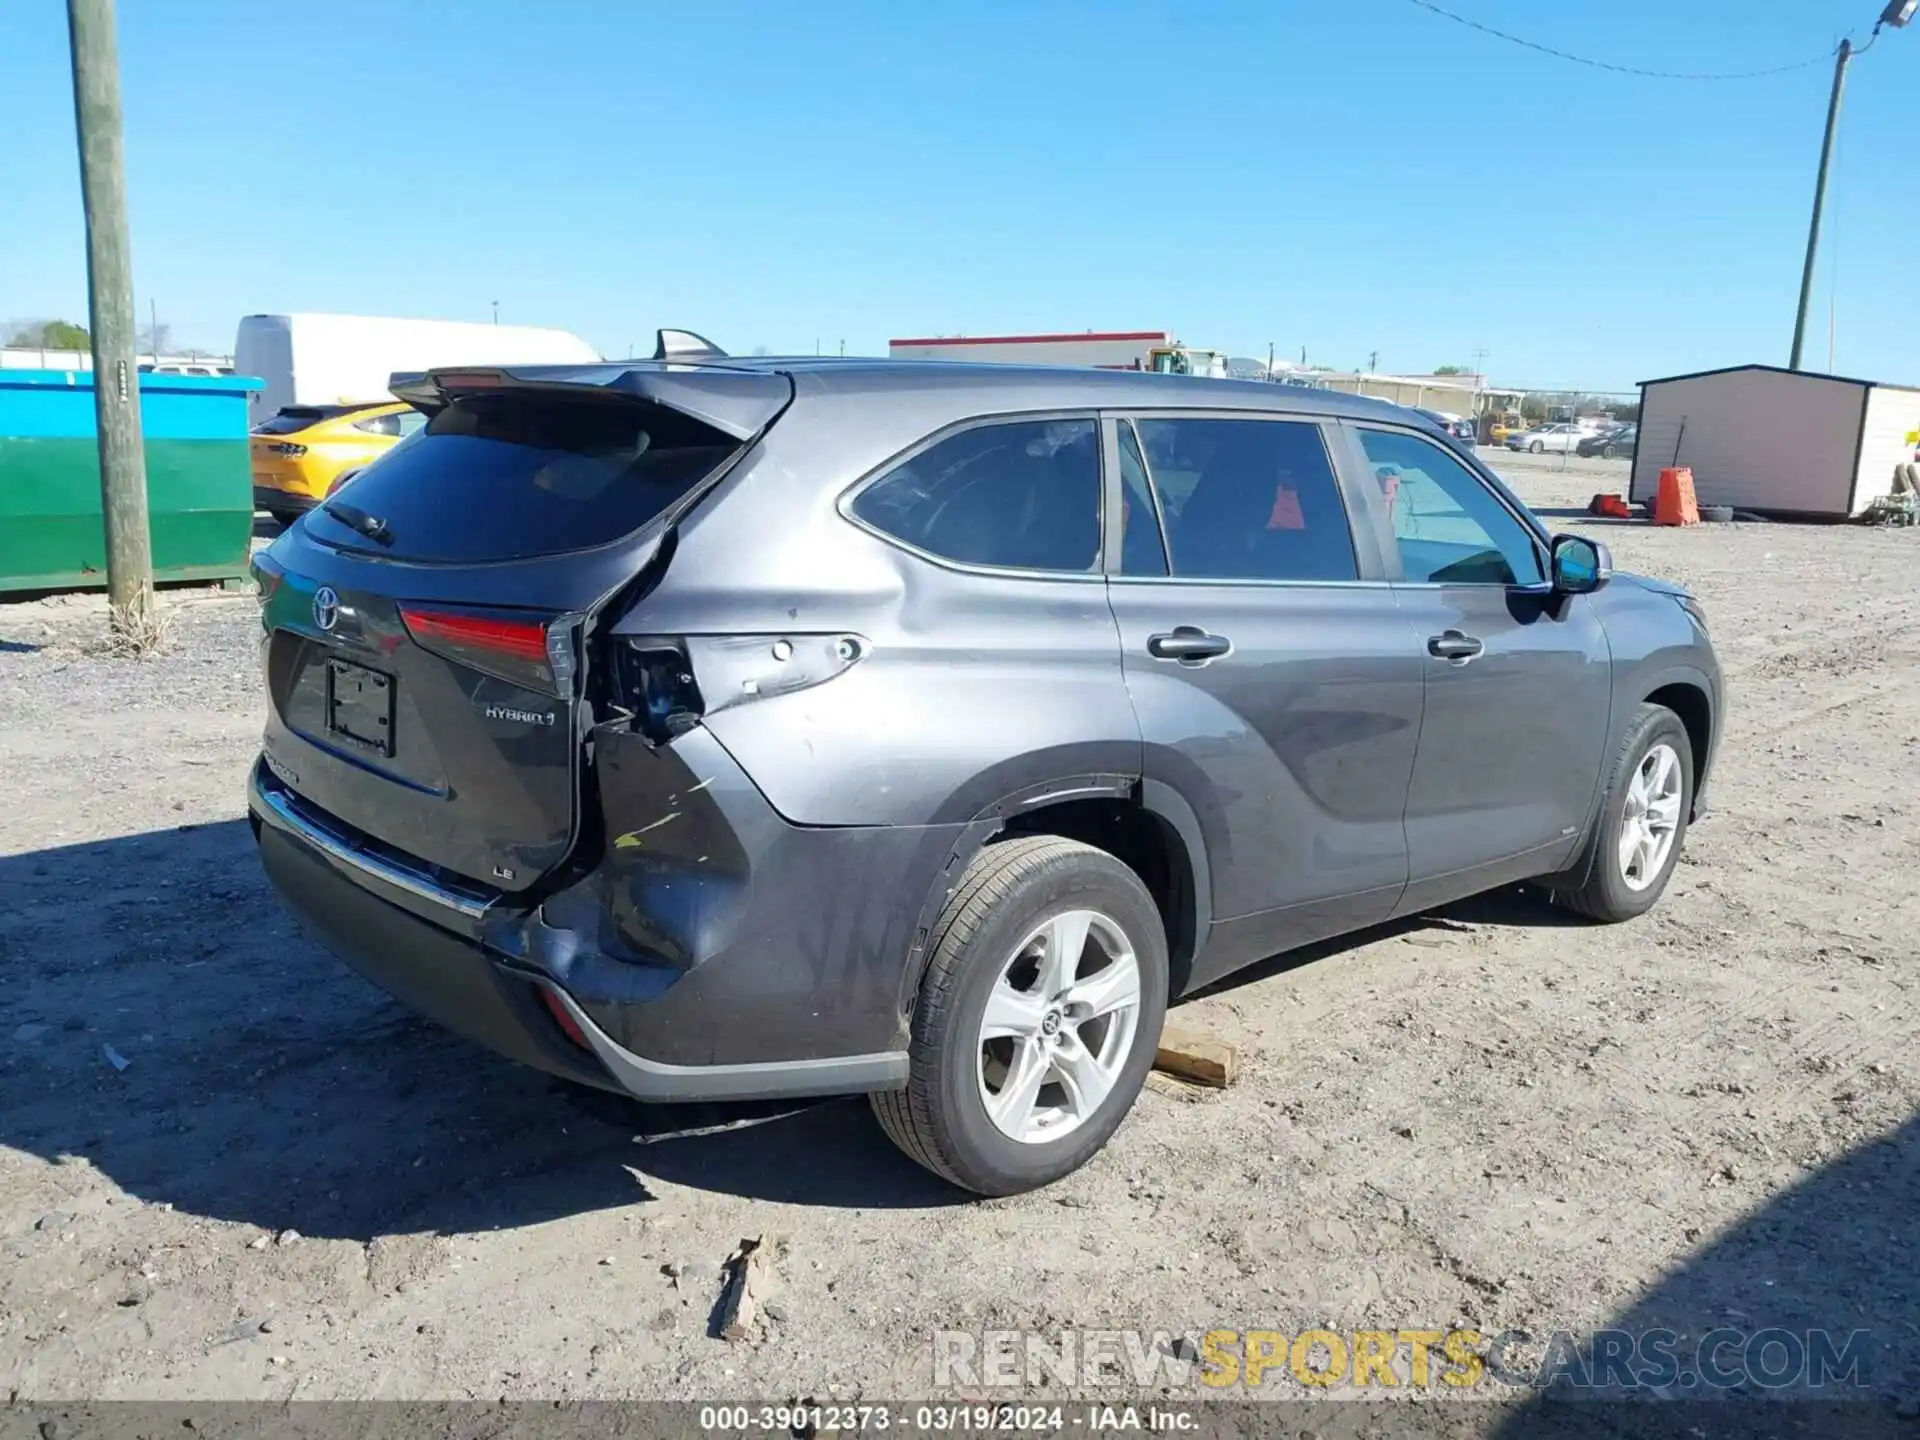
[67,0,152,636]
[491,300,499,325]
[1789,39,1851,370]
[1787,1,1915,366]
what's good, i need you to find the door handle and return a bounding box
[1428,630,1484,663]
[1148,626,1232,665]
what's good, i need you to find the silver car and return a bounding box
[1507,423,1590,455]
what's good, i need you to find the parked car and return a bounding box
[249,352,1722,1196]
[1506,423,1587,454]
[250,400,428,527]
[1413,407,1476,447]
[1577,424,1638,459]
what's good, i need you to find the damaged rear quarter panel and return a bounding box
[554,723,964,1066]
[624,386,1144,828]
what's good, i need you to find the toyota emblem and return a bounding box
[312,586,340,631]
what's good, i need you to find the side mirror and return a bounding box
[1551,534,1612,594]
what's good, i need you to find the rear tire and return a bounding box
[1553,704,1694,922]
[871,836,1168,1196]
[267,509,299,530]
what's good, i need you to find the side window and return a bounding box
[1357,428,1543,586]
[1133,417,1356,583]
[851,418,1101,573]
[353,411,403,437]
[1116,420,1169,576]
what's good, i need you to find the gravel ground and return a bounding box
[2,452,1916,1422]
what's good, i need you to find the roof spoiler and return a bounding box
[386,362,790,442]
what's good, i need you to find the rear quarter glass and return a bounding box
[301,392,740,563]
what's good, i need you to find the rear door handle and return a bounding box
[1148,626,1232,665]
[1428,630,1484,663]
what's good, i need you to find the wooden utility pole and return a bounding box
[67,0,153,634]
[1789,39,1851,371]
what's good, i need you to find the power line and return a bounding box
[1398,0,1830,80]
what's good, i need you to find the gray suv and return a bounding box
[248,351,1721,1195]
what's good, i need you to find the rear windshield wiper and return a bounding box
[321,499,393,546]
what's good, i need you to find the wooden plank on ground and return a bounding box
[1153,1025,1236,1088]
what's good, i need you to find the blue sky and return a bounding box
[3,1,1913,392]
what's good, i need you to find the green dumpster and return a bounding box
[0,368,264,593]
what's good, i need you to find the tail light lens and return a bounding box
[267,442,308,457]
[399,605,578,696]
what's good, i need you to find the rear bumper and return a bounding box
[254,486,317,515]
[248,741,940,1104]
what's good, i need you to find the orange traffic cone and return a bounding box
[1655,467,1700,526]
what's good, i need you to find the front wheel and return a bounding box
[1529,441,1545,454]
[1553,703,1694,922]
[871,836,1168,1196]
[1601,444,1618,460]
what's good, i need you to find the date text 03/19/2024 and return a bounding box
[697,1404,1198,1433]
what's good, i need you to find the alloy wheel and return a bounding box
[976,909,1142,1145]
[1619,742,1683,891]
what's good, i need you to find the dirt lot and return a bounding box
[2,450,1916,1418]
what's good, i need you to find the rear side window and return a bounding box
[851,418,1101,573]
[1133,417,1356,582]
[302,392,738,562]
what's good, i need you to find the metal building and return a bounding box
[1632,364,1920,518]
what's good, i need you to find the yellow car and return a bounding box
[251,400,426,526]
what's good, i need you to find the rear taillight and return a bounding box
[267,442,308,457]
[250,553,285,629]
[399,605,578,696]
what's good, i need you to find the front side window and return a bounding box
[851,418,1101,573]
[1358,428,1543,586]
[1132,417,1356,582]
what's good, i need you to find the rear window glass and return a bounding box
[851,418,1101,572]
[303,392,737,562]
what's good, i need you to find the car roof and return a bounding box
[427,356,1423,426]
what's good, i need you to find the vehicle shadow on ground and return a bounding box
[0,821,959,1243]
[1190,883,1586,1003]
[1489,1112,1919,1438]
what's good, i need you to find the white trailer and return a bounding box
[234,313,601,422]
[1632,363,1920,519]
[888,331,1172,369]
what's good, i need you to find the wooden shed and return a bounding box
[1631,364,1920,518]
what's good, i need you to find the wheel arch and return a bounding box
[897,775,1213,1022]
[1640,670,1716,819]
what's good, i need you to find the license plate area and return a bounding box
[325,659,394,757]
